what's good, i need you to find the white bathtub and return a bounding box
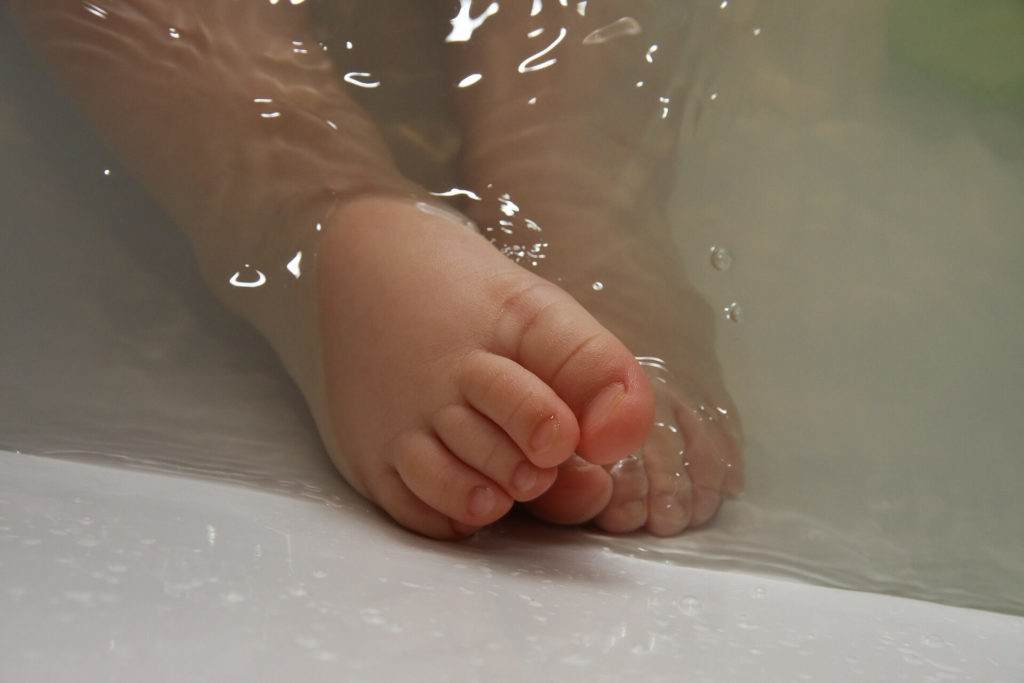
[2,451,1020,682]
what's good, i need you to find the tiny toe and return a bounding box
[491,282,655,466]
[459,351,579,468]
[642,420,694,537]
[370,470,480,540]
[525,455,613,526]
[393,430,514,527]
[690,485,723,529]
[675,404,728,527]
[691,391,746,498]
[433,403,556,501]
[592,455,649,533]
[714,405,746,497]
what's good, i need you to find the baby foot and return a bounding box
[460,196,745,536]
[447,0,745,535]
[589,258,747,536]
[315,197,655,539]
[571,212,746,536]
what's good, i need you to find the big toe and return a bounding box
[490,281,655,466]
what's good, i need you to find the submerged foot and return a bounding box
[460,196,746,536]
[315,197,655,539]
[577,225,746,535]
[449,0,746,536]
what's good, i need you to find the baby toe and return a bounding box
[525,455,613,526]
[592,455,649,533]
[676,403,729,527]
[714,405,746,497]
[641,419,694,537]
[370,470,481,540]
[392,429,514,528]
[433,403,556,501]
[491,282,655,466]
[458,350,579,469]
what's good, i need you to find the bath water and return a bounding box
[1,0,1022,616]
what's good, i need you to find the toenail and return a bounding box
[529,415,559,454]
[512,461,539,494]
[587,382,627,425]
[467,485,496,518]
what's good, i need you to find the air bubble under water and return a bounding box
[724,302,743,323]
[710,246,733,271]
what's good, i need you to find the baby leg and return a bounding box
[9,0,656,537]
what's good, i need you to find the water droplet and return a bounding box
[83,3,109,20]
[592,281,604,292]
[446,0,501,42]
[286,251,302,279]
[710,246,733,271]
[229,265,267,289]
[680,595,703,616]
[168,27,180,39]
[921,634,946,648]
[724,302,743,323]
[497,194,520,216]
[457,73,483,88]
[343,72,381,88]
[752,587,767,599]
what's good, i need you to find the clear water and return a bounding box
[1,0,1022,616]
